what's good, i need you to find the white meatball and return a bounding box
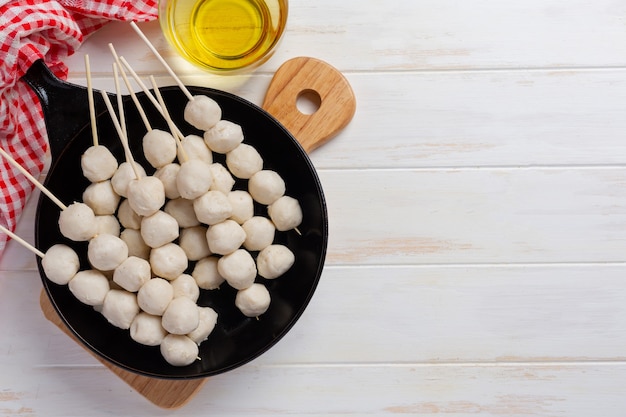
[111,161,146,198]
[88,234,128,271]
[137,277,174,316]
[192,256,224,290]
[206,219,245,255]
[69,270,110,306]
[164,198,200,228]
[160,334,199,367]
[177,159,213,200]
[154,163,181,200]
[268,196,303,231]
[162,297,199,335]
[180,134,212,163]
[179,226,211,261]
[248,170,285,205]
[95,215,121,237]
[184,95,221,131]
[226,143,263,179]
[130,311,167,346]
[235,283,271,317]
[208,162,235,194]
[82,180,120,215]
[117,199,142,230]
[203,120,243,153]
[120,229,151,260]
[141,210,180,249]
[81,145,118,183]
[187,306,218,345]
[228,190,254,224]
[42,244,80,285]
[150,243,188,280]
[113,256,151,292]
[171,273,200,302]
[130,312,168,346]
[193,190,232,226]
[242,216,275,251]
[217,249,256,290]
[143,129,177,169]
[101,289,140,329]
[59,202,97,242]
[256,244,295,279]
[127,176,165,217]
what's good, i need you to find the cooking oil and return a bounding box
[160,0,288,72]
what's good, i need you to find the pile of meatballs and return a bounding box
[41,93,303,367]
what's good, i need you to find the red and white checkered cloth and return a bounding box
[0,0,157,258]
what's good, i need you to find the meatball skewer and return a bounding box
[0,224,79,286]
[117,55,186,139]
[117,55,216,165]
[129,22,222,132]
[150,77,215,201]
[100,84,165,217]
[111,46,179,170]
[0,146,98,241]
[81,55,118,183]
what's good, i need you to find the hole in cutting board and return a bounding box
[296,90,321,115]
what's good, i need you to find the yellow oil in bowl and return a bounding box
[160,0,288,72]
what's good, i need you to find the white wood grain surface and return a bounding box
[3,0,626,415]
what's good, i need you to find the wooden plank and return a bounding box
[60,70,626,169]
[4,263,626,366]
[3,361,626,416]
[318,167,626,265]
[309,70,626,169]
[272,264,626,363]
[64,1,626,74]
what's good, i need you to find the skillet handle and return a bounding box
[262,57,356,153]
[22,60,109,162]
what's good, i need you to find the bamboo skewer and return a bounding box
[129,21,194,101]
[118,56,185,140]
[118,56,160,110]
[0,147,67,211]
[113,63,127,140]
[109,44,152,132]
[100,88,142,180]
[84,55,99,147]
[0,224,45,258]
[150,76,189,163]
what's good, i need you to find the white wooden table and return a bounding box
[3,1,626,415]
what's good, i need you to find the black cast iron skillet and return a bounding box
[23,57,355,379]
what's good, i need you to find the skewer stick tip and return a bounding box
[129,21,194,101]
[0,146,67,211]
[112,63,127,139]
[149,76,189,162]
[84,54,99,147]
[0,224,45,258]
[99,90,142,180]
[116,56,152,132]
[119,56,185,139]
